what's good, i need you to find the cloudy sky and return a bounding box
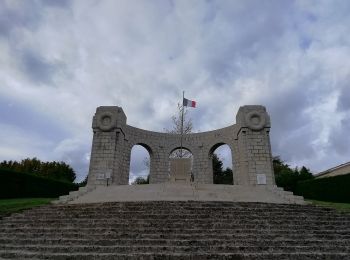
[1,0,350,182]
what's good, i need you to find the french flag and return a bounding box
[183,98,196,108]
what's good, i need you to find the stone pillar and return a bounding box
[193,149,212,184]
[231,141,240,185]
[149,148,170,184]
[235,105,275,186]
[87,106,127,186]
[118,144,132,185]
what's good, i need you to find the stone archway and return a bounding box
[87,105,275,187]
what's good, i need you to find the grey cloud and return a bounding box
[337,85,350,112]
[59,146,90,182]
[329,115,350,155]
[0,1,41,37]
[266,85,315,162]
[20,50,65,84]
[39,0,71,8]
[0,0,70,38]
[1,0,350,179]
[0,96,68,142]
[190,1,298,85]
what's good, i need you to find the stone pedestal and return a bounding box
[169,158,191,183]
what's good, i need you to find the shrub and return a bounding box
[0,168,78,199]
[295,173,350,203]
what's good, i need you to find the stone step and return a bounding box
[12,213,344,221]
[1,238,348,247]
[0,219,350,230]
[26,211,339,218]
[7,209,346,217]
[24,208,337,215]
[29,203,336,211]
[2,223,349,232]
[9,207,343,216]
[1,222,349,231]
[1,201,349,259]
[5,217,349,225]
[3,232,349,240]
[36,200,328,207]
[1,227,349,236]
[1,244,349,254]
[0,214,350,225]
[1,251,349,260]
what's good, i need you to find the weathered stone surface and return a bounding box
[1,201,349,259]
[87,105,274,186]
[65,184,306,205]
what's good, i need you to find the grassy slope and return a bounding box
[308,199,350,213]
[0,198,54,218]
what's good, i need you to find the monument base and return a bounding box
[55,183,307,205]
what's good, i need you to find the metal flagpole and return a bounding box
[180,91,185,158]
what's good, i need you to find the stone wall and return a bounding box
[87,105,275,186]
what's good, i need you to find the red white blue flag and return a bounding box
[183,98,196,108]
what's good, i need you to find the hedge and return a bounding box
[295,173,350,203]
[0,168,79,199]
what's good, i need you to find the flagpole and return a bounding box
[180,91,185,158]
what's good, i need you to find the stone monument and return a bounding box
[57,105,306,204]
[88,105,274,186]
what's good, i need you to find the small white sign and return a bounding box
[105,170,112,179]
[257,174,267,185]
[96,173,105,180]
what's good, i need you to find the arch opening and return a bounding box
[210,143,234,185]
[169,147,193,158]
[129,144,152,185]
[168,147,194,182]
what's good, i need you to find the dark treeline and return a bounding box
[273,156,314,192]
[0,158,76,183]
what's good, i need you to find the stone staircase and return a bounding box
[54,184,307,205]
[0,201,349,259]
[56,185,96,204]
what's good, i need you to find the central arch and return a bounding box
[168,147,194,182]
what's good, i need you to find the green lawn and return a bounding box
[0,198,54,218]
[308,199,350,213]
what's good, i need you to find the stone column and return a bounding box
[235,105,275,186]
[87,106,127,186]
[150,147,170,184]
[118,143,132,185]
[193,148,212,184]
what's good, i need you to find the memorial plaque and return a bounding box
[105,170,112,179]
[257,174,267,185]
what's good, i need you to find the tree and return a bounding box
[213,153,233,184]
[0,158,76,183]
[78,176,88,187]
[142,102,194,176]
[132,176,149,185]
[273,156,313,192]
[299,166,314,181]
[165,103,193,158]
[165,103,193,135]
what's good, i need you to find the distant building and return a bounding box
[315,161,350,179]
